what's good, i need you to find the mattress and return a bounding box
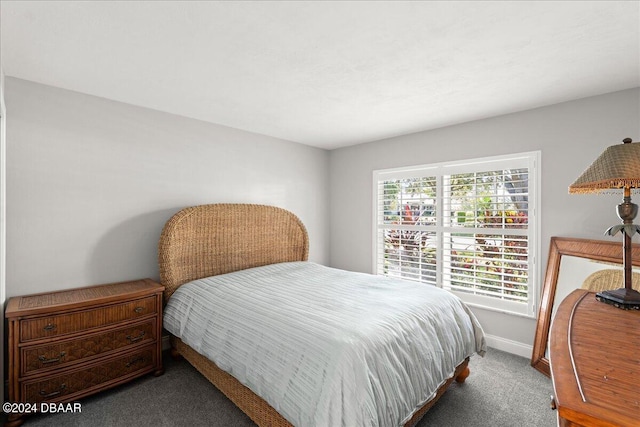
[163,261,486,427]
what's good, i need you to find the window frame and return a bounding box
[372,151,541,318]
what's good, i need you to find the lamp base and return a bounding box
[595,288,640,310]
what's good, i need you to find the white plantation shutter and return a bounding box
[374,152,540,317]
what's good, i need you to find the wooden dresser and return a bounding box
[549,289,640,427]
[5,279,164,426]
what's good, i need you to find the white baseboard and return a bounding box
[484,334,532,359]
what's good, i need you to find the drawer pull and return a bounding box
[39,383,66,399]
[126,357,145,368]
[134,307,144,313]
[126,331,146,343]
[43,324,57,331]
[38,352,66,365]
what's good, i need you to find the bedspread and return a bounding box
[163,262,486,427]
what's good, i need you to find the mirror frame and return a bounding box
[531,236,640,376]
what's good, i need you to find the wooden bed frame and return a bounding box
[158,203,470,427]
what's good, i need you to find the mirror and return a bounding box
[531,236,640,377]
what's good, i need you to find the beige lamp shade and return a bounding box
[569,138,640,194]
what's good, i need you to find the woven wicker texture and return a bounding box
[569,139,640,193]
[581,268,640,292]
[159,204,309,303]
[23,320,155,375]
[23,346,156,403]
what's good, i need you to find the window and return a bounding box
[373,152,540,317]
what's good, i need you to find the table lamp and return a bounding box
[569,137,640,310]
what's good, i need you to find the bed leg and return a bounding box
[170,347,182,361]
[455,366,470,383]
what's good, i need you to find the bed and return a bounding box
[159,203,486,427]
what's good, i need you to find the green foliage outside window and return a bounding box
[381,169,529,302]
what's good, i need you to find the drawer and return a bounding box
[19,296,157,342]
[21,319,157,376]
[22,345,156,403]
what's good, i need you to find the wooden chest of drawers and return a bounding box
[5,279,164,426]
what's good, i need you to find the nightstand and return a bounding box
[5,279,164,427]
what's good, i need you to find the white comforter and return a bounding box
[163,262,486,427]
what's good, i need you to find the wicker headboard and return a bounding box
[158,204,309,303]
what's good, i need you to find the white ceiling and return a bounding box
[1,1,639,150]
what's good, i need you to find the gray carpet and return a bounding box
[9,348,557,426]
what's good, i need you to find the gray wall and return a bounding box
[6,77,330,298]
[329,88,640,354]
[6,76,640,356]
